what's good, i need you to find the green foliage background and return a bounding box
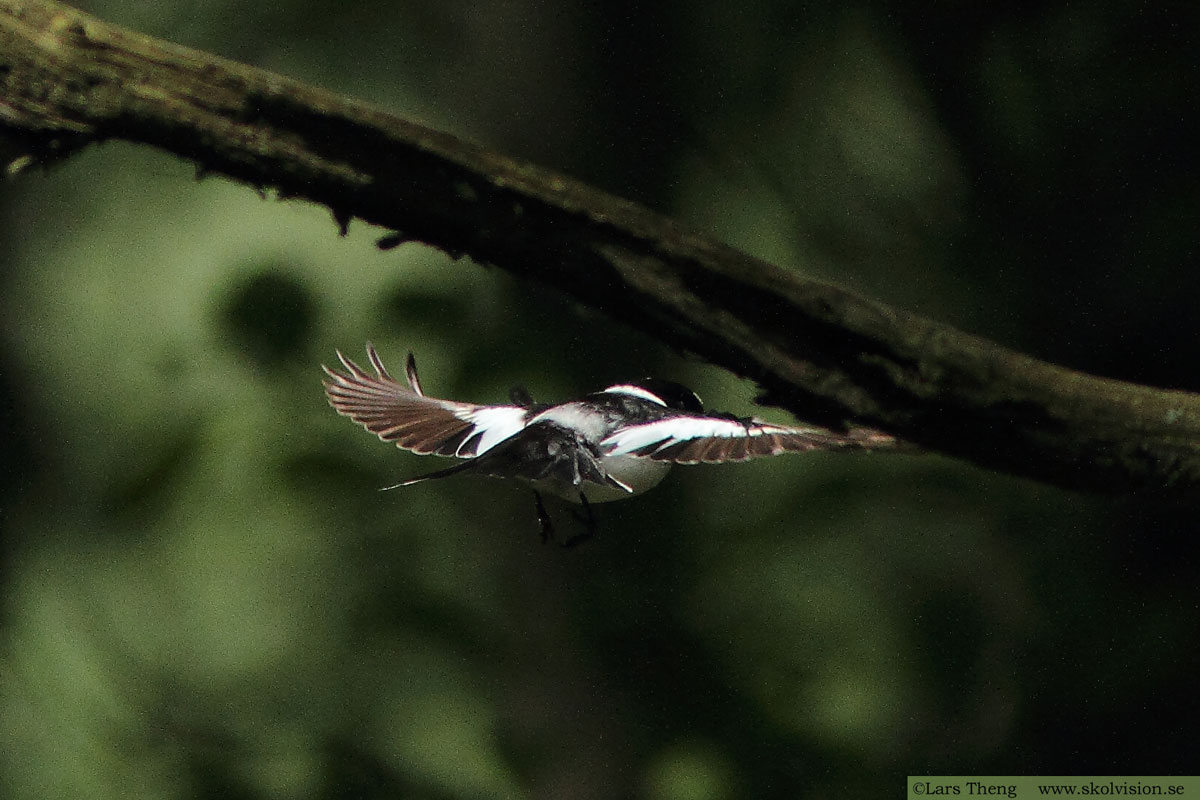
[2,2,1198,798]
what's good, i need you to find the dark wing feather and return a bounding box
[601,413,897,465]
[323,344,528,457]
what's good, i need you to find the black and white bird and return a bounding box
[323,344,895,543]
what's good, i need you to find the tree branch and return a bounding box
[3,0,1199,499]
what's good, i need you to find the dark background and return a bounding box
[2,1,1198,798]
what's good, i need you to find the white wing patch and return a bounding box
[602,416,771,456]
[461,406,529,455]
[598,414,856,464]
[324,345,529,458]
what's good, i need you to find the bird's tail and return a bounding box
[380,458,480,491]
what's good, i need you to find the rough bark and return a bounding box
[3,0,1199,498]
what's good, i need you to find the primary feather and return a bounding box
[322,344,528,458]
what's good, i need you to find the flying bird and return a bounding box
[323,344,896,544]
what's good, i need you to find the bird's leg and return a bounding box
[533,490,554,544]
[562,492,597,548]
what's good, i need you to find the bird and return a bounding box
[322,344,897,545]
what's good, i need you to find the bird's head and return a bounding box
[601,379,704,413]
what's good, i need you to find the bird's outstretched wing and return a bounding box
[323,344,528,458]
[600,413,897,464]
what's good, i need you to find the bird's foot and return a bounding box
[562,493,596,548]
[533,490,554,544]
